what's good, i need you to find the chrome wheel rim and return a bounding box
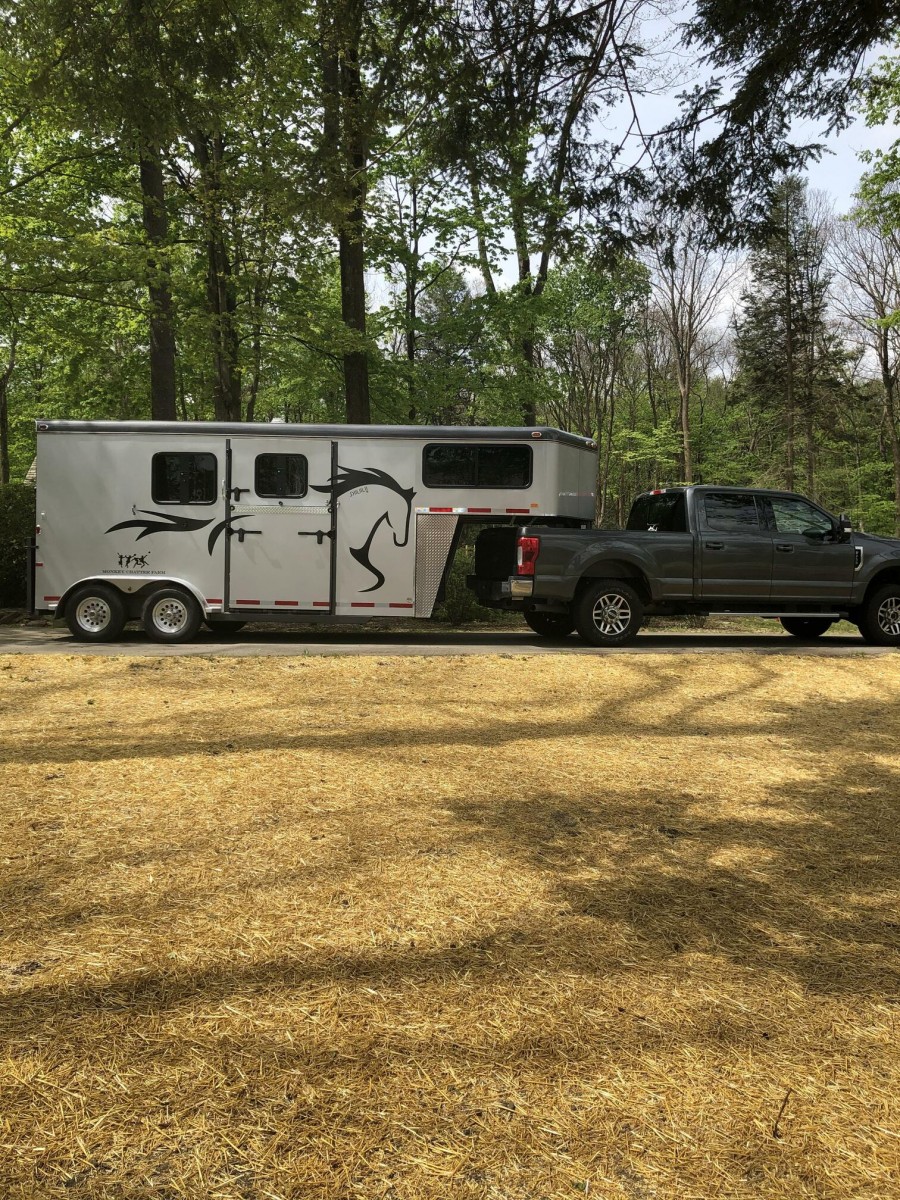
[152,597,189,634]
[75,596,111,633]
[877,596,900,637]
[591,592,632,637]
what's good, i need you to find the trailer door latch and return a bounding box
[232,528,262,543]
[297,529,334,546]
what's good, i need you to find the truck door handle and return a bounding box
[775,543,794,553]
[232,528,262,543]
[297,529,334,545]
[705,541,725,550]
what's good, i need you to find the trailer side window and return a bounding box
[423,444,532,488]
[255,454,308,498]
[151,453,217,505]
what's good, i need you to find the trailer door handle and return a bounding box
[233,528,262,543]
[297,529,334,546]
[705,541,725,550]
[775,543,794,553]
[230,486,251,501]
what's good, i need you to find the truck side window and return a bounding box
[770,497,833,536]
[422,444,532,488]
[255,454,308,498]
[151,453,217,505]
[704,493,760,531]
[627,492,687,531]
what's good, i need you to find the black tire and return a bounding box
[65,583,127,643]
[857,583,900,646]
[574,579,644,647]
[780,617,833,639]
[524,610,575,638]
[141,586,203,644]
[204,618,247,635]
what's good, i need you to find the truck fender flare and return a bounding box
[56,575,210,618]
[575,557,656,603]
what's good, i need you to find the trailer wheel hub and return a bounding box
[151,597,190,634]
[75,596,112,633]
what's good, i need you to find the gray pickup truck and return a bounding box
[468,485,900,646]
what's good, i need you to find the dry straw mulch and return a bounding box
[1,652,899,1200]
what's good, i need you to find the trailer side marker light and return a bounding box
[274,600,299,606]
[35,525,41,535]
[351,602,376,608]
[389,602,414,609]
[44,595,60,602]
[35,562,43,567]
[531,431,542,437]
[235,599,260,605]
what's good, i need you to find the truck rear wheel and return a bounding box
[524,610,574,638]
[574,580,643,647]
[780,617,833,639]
[857,583,900,646]
[66,583,127,643]
[142,586,202,644]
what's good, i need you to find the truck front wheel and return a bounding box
[574,580,643,647]
[857,583,900,646]
[524,610,575,638]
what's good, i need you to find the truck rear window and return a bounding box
[704,493,760,530]
[627,492,687,532]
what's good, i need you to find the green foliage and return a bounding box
[0,484,34,607]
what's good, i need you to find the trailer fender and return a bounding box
[55,576,210,620]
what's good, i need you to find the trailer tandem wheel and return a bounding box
[66,583,127,643]
[142,586,203,644]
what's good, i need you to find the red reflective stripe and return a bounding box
[44,595,60,602]
[206,597,222,604]
[35,562,44,567]
[430,507,454,512]
[235,599,260,605]
[351,602,375,608]
[389,602,414,609]
[312,601,330,607]
[506,508,529,514]
[467,508,491,513]
[274,600,299,606]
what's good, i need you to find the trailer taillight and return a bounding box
[517,536,540,575]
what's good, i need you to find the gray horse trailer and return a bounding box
[31,421,597,642]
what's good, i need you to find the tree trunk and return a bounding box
[193,133,242,422]
[0,332,16,485]
[139,151,177,420]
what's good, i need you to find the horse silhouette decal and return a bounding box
[313,466,416,593]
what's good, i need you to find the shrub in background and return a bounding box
[0,484,35,607]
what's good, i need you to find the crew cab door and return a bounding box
[698,492,773,600]
[225,437,336,613]
[762,494,855,602]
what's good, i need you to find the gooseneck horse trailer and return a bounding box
[31,421,597,643]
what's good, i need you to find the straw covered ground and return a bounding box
[1,652,899,1200]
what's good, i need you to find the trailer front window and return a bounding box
[255,454,308,498]
[151,453,217,505]
[423,444,532,488]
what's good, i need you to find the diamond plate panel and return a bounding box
[414,514,459,617]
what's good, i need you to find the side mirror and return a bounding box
[836,514,852,543]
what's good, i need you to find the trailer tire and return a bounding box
[142,586,202,644]
[780,617,833,639]
[524,610,575,638]
[857,583,900,646]
[66,583,127,643]
[574,579,643,647]
[204,618,247,636]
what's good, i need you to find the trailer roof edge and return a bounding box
[34,420,596,450]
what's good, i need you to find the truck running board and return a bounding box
[711,611,842,618]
